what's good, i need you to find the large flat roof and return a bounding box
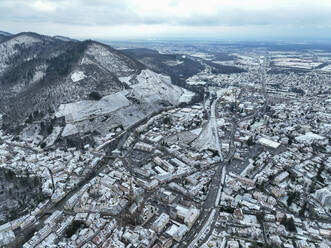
[258,137,281,149]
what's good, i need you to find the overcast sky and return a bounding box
[1,0,331,40]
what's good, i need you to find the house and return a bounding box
[166,223,188,242]
[233,208,244,220]
[276,212,286,223]
[152,236,173,248]
[227,240,239,248]
[296,240,310,248]
[0,230,15,247]
[174,205,200,228]
[145,179,159,191]
[152,213,170,233]
[188,152,201,161]
[122,229,139,245]
[295,132,328,145]
[274,171,289,184]
[156,190,176,204]
[319,229,331,239]
[257,137,281,149]
[134,142,154,152]
[269,235,282,246]
[314,186,331,210]
[271,187,286,198]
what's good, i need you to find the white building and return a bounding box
[0,230,15,247]
[314,186,331,210]
[296,132,328,145]
[152,213,170,233]
[175,205,200,228]
[274,171,289,184]
[166,223,188,242]
[134,142,154,152]
[257,137,281,149]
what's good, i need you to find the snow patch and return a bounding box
[44,126,62,146]
[134,69,194,105]
[62,124,78,137]
[71,71,86,82]
[190,128,202,136]
[119,75,133,85]
[179,89,195,103]
[163,60,183,66]
[32,70,45,83]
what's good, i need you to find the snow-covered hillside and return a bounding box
[133,69,192,105]
[0,34,42,76]
[83,43,138,77]
[55,69,194,138]
[0,32,195,145]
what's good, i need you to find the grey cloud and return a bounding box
[1,0,330,27]
[0,0,136,25]
[1,0,331,40]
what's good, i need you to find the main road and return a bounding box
[186,60,273,247]
[185,96,229,248]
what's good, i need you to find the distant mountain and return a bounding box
[0,30,12,42]
[122,48,245,92]
[0,32,194,143]
[0,31,12,36]
[53,35,78,42]
[122,48,204,89]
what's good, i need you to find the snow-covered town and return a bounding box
[0,30,331,248]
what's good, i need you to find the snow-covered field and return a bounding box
[189,52,214,60]
[56,91,131,123]
[212,60,235,66]
[232,54,259,66]
[320,64,331,72]
[163,60,184,66]
[272,58,322,69]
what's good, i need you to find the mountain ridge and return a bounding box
[0,30,12,42]
[0,32,145,122]
[0,31,195,148]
